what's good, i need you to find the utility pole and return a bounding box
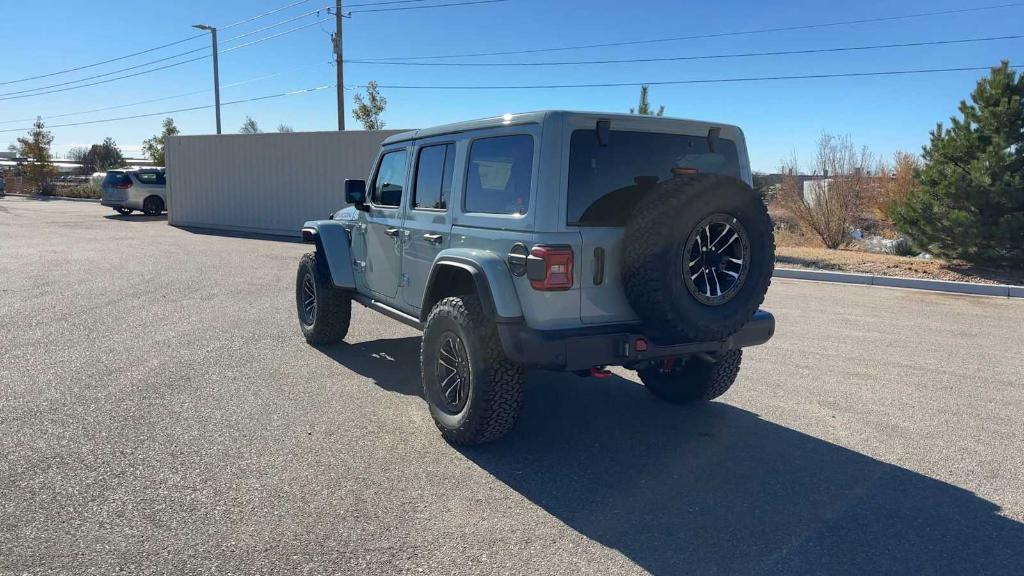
[193,24,222,134]
[333,0,345,130]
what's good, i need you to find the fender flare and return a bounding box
[301,220,356,290]
[421,251,524,323]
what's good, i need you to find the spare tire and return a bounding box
[622,174,774,342]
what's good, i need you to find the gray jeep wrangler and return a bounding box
[296,111,775,445]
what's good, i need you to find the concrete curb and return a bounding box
[774,267,1023,299]
[3,193,100,203]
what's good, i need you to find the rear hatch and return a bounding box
[567,123,747,324]
[101,171,131,202]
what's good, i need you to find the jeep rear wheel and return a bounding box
[623,174,774,342]
[638,350,742,403]
[421,295,524,445]
[296,252,351,345]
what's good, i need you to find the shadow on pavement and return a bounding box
[103,213,168,223]
[320,339,1024,574]
[178,225,301,244]
[316,337,423,397]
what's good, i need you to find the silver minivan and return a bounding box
[100,169,167,216]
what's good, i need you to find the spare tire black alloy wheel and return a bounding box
[684,214,750,306]
[435,332,470,414]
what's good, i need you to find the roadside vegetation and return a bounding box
[765,61,1024,285]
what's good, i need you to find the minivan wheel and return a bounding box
[421,295,524,445]
[638,350,742,403]
[142,196,164,216]
[115,207,132,215]
[295,252,351,344]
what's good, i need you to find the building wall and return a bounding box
[166,130,403,236]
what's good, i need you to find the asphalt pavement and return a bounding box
[2,198,1023,575]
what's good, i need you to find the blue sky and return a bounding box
[0,0,1020,171]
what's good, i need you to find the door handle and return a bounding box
[384,227,401,238]
[422,233,443,245]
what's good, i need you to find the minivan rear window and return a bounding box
[567,129,740,226]
[102,172,131,187]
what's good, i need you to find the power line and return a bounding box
[0,55,212,102]
[0,0,323,87]
[219,5,330,43]
[346,34,1023,67]
[219,0,313,30]
[348,0,508,14]
[0,34,206,87]
[222,18,332,53]
[0,19,330,101]
[359,63,1017,90]
[0,61,334,125]
[2,63,1013,135]
[360,1,1024,60]
[0,9,328,100]
[0,85,336,134]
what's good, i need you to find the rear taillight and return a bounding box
[115,181,132,189]
[528,246,574,291]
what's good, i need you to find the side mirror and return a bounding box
[345,179,368,210]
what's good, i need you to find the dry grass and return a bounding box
[775,245,1024,286]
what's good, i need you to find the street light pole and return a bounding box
[193,24,222,135]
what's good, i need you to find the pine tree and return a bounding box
[629,85,665,117]
[892,61,1024,265]
[15,117,57,194]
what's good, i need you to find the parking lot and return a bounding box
[2,197,1023,575]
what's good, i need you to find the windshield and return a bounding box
[567,129,740,226]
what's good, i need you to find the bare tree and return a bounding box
[778,133,873,249]
[276,124,294,133]
[239,116,262,134]
[873,151,921,222]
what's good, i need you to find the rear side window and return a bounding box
[567,129,740,226]
[464,135,533,215]
[371,150,408,208]
[135,172,166,185]
[413,143,455,210]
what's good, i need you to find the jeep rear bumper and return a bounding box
[496,310,775,371]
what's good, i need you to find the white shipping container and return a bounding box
[166,130,403,236]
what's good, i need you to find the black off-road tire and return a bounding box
[421,295,524,445]
[639,350,742,403]
[143,196,164,216]
[296,252,351,345]
[622,174,774,342]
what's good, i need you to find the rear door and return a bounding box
[401,141,456,312]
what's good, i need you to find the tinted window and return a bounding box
[464,135,533,215]
[102,172,130,187]
[371,150,408,207]
[567,129,740,226]
[135,172,165,185]
[414,143,455,210]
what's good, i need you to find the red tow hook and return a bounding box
[590,366,612,378]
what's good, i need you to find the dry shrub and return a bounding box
[872,151,921,222]
[777,134,873,249]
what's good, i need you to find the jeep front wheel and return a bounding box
[421,295,524,445]
[296,252,351,345]
[638,350,742,403]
